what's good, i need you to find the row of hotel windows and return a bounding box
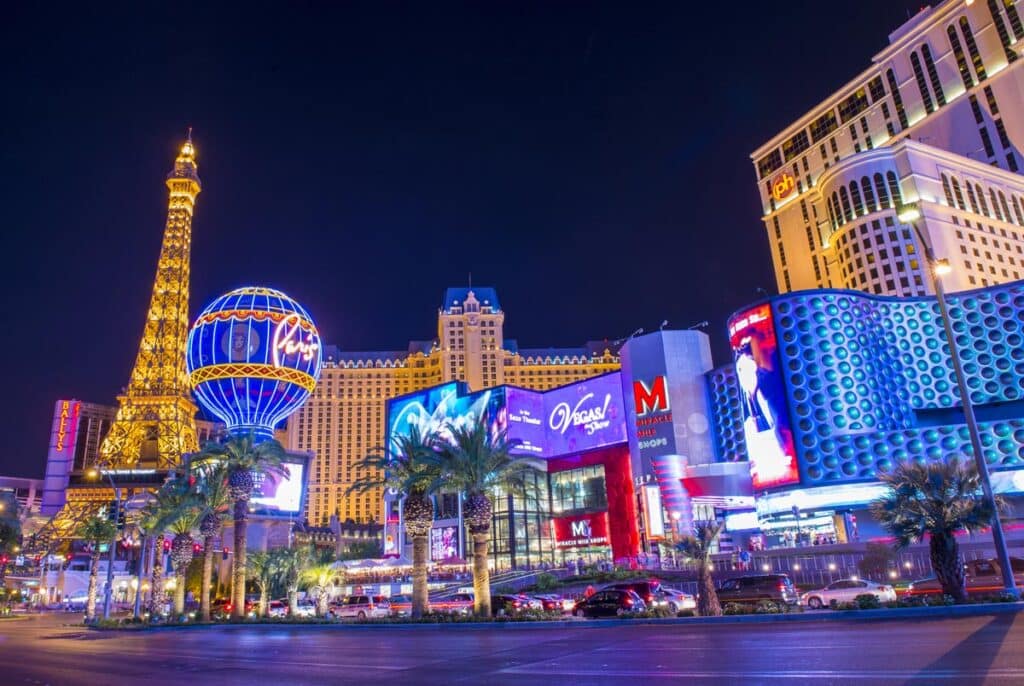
[940,173,1024,226]
[757,8,1022,183]
[826,171,903,230]
[831,218,927,296]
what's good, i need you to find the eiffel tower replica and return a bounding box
[98,134,201,470]
[25,135,203,559]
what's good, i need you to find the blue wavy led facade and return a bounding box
[186,286,323,439]
[727,280,1024,489]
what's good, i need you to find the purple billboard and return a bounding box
[386,373,628,461]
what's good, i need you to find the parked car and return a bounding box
[64,593,89,612]
[292,600,317,618]
[801,579,897,609]
[604,579,664,606]
[716,574,799,609]
[905,557,1024,598]
[573,589,646,618]
[532,594,573,613]
[210,597,254,619]
[433,592,475,615]
[655,588,697,612]
[388,594,413,616]
[332,595,390,619]
[491,594,537,616]
[267,600,288,618]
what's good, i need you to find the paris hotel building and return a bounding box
[752,0,1024,297]
[286,288,620,526]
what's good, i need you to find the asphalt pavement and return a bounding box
[1,611,1023,685]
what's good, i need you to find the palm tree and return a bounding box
[192,432,287,619]
[349,424,441,618]
[676,521,723,617]
[0,493,20,587]
[870,458,999,603]
[194,462,232,621]
[150,475,202,617]
[426,416,539,617]
[247,551,275,617]
[75,516,116,622]
[273,546,310,617]
[301,561,340,617]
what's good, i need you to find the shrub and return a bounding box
[676,609,695,618]
[532,573,560,591]
[854,593,882,610]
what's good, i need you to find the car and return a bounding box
[267,600,288,618]
[433,592,475,615]
[64,593,89,612]
[388,594,413,616]
[211,597,256,619]
[491,594,537,616]
[291,600,317,618]
[332,594,390,619]
[604,579,664,607]
[655,588,697,612]
[532,594,573,613]
[716,574,800,610]
[573,589,646,618]
[801,578,897,609]
[905,557,1024,598]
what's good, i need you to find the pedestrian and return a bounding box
[585,585,596,599]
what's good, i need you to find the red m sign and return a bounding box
[633,376,669,416]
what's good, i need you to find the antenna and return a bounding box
[659,320,669,330]
[687,321,709,330]
[186,126,193,143]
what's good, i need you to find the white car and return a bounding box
[801,578,897,609]
[267,600,288,618]
[332,595,391,619]
[655,588,697,612]
[292,601,317,618]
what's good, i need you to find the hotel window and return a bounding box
[909,51,934,114]
[839,186,853,221]
[861,177,876,212]
[952,177,966,210]
[867,75,885,102]
[782,130,810,162]
[757,149,783,179]
[809,110,838,143]
[849,182,864,216]
[980,127,996,158]
[959,17,988,81]
[995,119,1011,150]
[920,44,945,106]
[977,184,990,216]
[885,171,902,209]
[1004,0,1024,39]
[874,173,890,209]
[838,88,869,123]
[948,25,974,89]
[987,0,1019,63]
[941,175,955,207]
[991,190,1005,222]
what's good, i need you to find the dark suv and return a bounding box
[604,579,663,606]
[716,574,799,609]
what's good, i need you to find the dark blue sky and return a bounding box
[2,1,925,477]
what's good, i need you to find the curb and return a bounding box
[86,601,1024,632]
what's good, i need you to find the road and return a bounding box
[1,611,1022,685]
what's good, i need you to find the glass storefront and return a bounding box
[489,470,553,570]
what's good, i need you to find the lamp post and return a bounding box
[898,203,1019,599]
[87,467,122,619]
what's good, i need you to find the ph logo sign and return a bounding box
[771,172,796,202]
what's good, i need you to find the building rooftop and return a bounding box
[442,287,500,311]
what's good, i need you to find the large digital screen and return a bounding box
[728,304,799,489]
[430,525,460,561]
[541,373,627,457]
[249,460,306,516]
[386,373,628,461]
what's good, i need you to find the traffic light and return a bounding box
[163,538,172,553]
[222,547,229,561]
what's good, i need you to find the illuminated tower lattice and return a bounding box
[98,135,201,469]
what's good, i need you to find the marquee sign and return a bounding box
[552,512,610,548]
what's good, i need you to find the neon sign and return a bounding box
[633,376,670,416]
[549,393,612,437]
[55,400,80,453]
[272,313,320,368]
[770,172,796,202]
[552,512,610,548]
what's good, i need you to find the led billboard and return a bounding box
[728,303,799,489]
[542,373,627,457]
[249,459,307,516]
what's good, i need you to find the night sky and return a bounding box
[3,1,926,478]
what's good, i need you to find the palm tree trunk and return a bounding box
[287,584,298,617]
[471,532,491,617]
[232,500,248,619]
[174,573,186,616]
[259,586,268,618]
[930,531,967,602]
[85,549,100,621]
[317,589,329,618]
[150,534,165,616]
[697,564,721,617]
[411,534,429,618]
[201,537,214,621]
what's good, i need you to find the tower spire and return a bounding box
[99,133,201,469]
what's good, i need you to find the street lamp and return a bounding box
[899,203,1019,599]
[87,466,122,619]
